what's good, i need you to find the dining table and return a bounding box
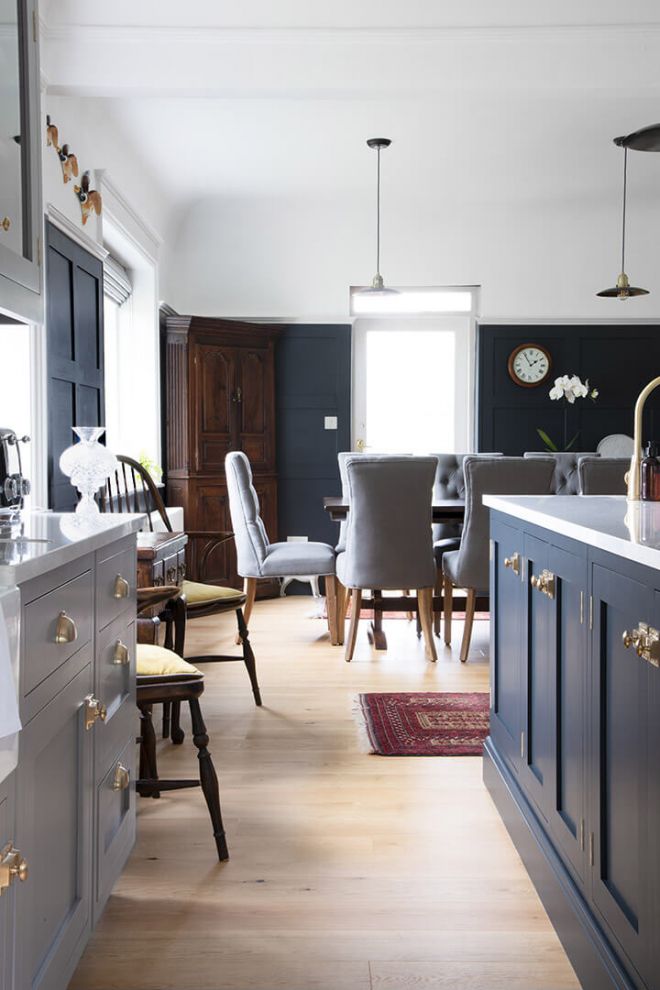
[322,496,466,649]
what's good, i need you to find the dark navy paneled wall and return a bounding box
[275,324,351,549]
[477,323,660,453]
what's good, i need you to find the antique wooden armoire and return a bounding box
[164,315,281,587]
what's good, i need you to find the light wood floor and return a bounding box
[70,596,580,990]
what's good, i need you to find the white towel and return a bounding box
[0,592,21,740]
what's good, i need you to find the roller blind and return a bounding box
[103,254,132,305]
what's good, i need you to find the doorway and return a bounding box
[352,289,478,453]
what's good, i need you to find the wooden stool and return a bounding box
[136,646,229,861]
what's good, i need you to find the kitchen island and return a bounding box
[0,511,142,990]
[484,494,660,990]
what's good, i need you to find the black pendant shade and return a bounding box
[356,137,399,296]
[597,145,649,300]
[614,123,660,152]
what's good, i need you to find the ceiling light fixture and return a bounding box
[357,137,399,296]
[597,146,649,301]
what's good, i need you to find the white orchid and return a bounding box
[538,373,599,451]
[549,375,591,404]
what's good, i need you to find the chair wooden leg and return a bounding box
[443,575,453,646]
[235,577,257,644]
[417,587,438,663]
[138,704,160,798]
[236,607,262,705]
[162,701,171,739]
[460,588,477,664]
[335,580,347,646]
[345,588,352,620]
[403,589,414,622]
[188,696,229,862]
[170,701,184,744]
[433,569,443,637]
[345,589,362,662]
[325,575,339,645]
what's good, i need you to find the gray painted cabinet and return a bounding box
[0,532,137,990]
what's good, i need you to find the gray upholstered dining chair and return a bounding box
[225,451,340,642]
[335,455,437,662]
[523,451,598,494]
[442,456,555,663]
[577,457,628,495]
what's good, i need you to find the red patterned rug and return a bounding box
[356,692,490,756]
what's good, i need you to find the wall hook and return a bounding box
[58,143,79,184]
[46,114,59,151]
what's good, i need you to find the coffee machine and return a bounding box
[0,428,31,515]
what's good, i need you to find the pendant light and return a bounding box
[357,137,399,295]
[597,146,649,300]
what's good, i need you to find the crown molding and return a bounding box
[40,22,660,46]
[46,203,109,261]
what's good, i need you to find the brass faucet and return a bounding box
[628,376,660,500]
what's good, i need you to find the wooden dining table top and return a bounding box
[323,496,466,522]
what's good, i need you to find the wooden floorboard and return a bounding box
[69,597,580,990]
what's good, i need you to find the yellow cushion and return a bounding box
[136,644,202,678]
[182,579,244,605]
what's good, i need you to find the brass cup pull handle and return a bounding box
[113,575,130,599]
[1,217,11,232]
[84,695,107,731]
[504,552,520,575]
[112,763,130,791]
[0,843,28,894]
[55,611,78,644]
[112,640,130,666]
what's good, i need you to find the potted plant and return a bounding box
[537,375,599,452]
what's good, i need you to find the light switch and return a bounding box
[324,416,338,430]
[287,535,309,543]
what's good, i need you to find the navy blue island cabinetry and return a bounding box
[484,495,660,990]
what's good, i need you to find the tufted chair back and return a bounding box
[524,451,599,495]
[224,451,271,577]
[336,450,412,551]
[338,455,436,591]
[430,453,502,541]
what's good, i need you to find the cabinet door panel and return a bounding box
[16,663,93,990]
[521,533,553,819]
[193,342,236,472]
[591,562,651,985]
[0,775,16,990]
[547,543,587,883]
[489,518,524,774]
[94,735,135,924]
[238,348,275,473]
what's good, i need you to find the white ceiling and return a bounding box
[40,1,660,215]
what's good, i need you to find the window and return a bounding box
[350,285,475,317]
[352,287,478,453]
[103,254,132,455]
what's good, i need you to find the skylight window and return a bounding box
[350,286,476,316]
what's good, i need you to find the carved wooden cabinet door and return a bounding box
[237,346,276,473]
[192,341,237,474]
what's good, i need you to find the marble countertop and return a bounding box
[0,511,144,585]
[483,495,660,570]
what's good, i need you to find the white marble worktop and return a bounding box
[484,495,660,570]
[0,511,144,585]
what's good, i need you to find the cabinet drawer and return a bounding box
[94,736,135,924]
[96,544,137,631]
[162,551,179,587]
[95,614,136,769]
[23,570,93,698]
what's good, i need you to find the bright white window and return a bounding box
[352,287,478,454]
[103,254,132,456]
[350,286,474,316]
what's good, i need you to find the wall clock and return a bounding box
[507,343,552,388]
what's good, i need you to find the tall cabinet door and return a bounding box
[590,561,653,987]
[191,340,236,474]
[0,774,16,990]
[15,663,93,990]
[237,346,276,473]
[489,516,525,776]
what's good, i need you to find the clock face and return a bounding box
[508,344,551,387]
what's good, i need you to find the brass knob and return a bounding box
[1,217,10,231]
[622,630,634,649]
[0,843,28,894]
[55,611,78,644]
[530,574,539,589]
[112,763,130,791]
[84,695,107,731]
[112,640,130,665]
[113,575,130,599]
